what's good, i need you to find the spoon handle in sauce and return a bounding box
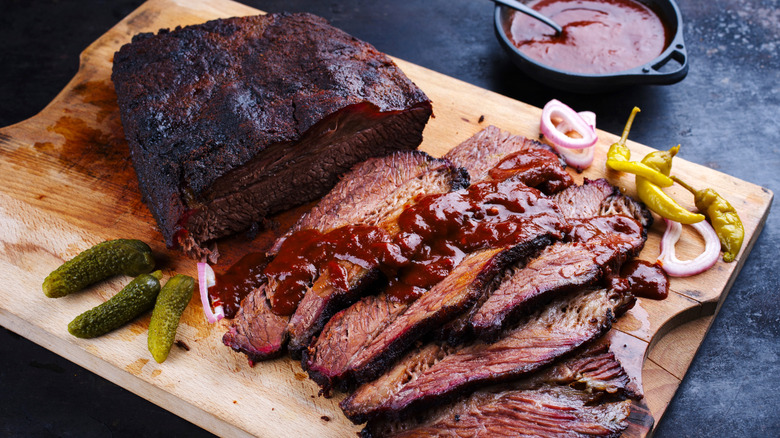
[491,0,563,34]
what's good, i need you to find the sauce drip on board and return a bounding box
[613,259,669,300]
[505,0,670,75]
[213,151,571,317]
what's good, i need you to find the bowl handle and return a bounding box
[641,44,689,84]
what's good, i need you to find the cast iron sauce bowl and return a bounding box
[494,0,688,93]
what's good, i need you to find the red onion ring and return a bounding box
[540,99,598,150]
[197,262,224,323]
[657,218,720,277]
[551,110,597,171]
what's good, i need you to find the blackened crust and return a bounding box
[112,13,432,259]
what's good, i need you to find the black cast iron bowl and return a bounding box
[494,0,689,93]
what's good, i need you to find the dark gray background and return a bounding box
[1,0,777,436]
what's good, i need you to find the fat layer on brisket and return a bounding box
[223,152,465,362]
[112,13,433,260]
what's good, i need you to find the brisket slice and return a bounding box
[469,215,646,341]
[221,284,289,361]
[271,151,469,255]
[363,344,639,438]
[443,125,572,194]
[365,387,631,438]
[223,152,464,362]
[552,178,653,229]
[340,286,636,424]
[112,13,432,260]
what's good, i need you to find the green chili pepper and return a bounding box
[672,177,744,262]
[635,145,705,225]
[605,107,638,163]
[606,107,674,187]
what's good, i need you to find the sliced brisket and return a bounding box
[112,13,433,260]
[341,286,636,424]
[552,178,652,229]
[442,125,572,193]
[303,180,570,391]
[363,344,639,438]
[437,178,649,344]
[468,216,647,341]
[301,126,576,389]
[222,283,289,362]
[223,152,464,361]
[365,386,631,438]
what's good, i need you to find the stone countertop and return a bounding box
[1,0,777,436]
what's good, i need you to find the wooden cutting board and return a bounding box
[0,0,772,436]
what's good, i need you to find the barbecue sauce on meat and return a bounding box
[210,252,270,318]
[612,260,669,300]
[265,226,406,315]
[217,161,568,316]
[488,148,571,194]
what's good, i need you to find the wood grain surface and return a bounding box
[0,0,772,436]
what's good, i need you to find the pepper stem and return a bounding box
[619,106,641,145]
[671,175,698,195]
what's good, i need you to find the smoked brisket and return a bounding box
[436,179,649,344]
[303,127,575,390]
[340,286,636,424]
[112,13,433,260]
[223,152,465,362]
[363,344,639,437]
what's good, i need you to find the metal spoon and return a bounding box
[491,0,563,35]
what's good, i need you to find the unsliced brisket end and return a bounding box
[224,152,465,361]
[363,344,639,438]
[112,13,433,260]
[341,286,636,424]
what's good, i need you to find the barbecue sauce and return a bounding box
[505,0,670,75]
[264,225,406,315]
[209,251,270,318]
[215,155,569,316]
[612,260,669,300]
[488,147,571,193]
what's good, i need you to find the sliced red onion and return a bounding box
[657,218,720,277]
[552,142,595,171]
[546,107,597,171]
[197,262,224,323]
[540,99,598,150]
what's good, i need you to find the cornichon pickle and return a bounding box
[43,239,155,298]
[147,274,195,363]
[68,271,163,338]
